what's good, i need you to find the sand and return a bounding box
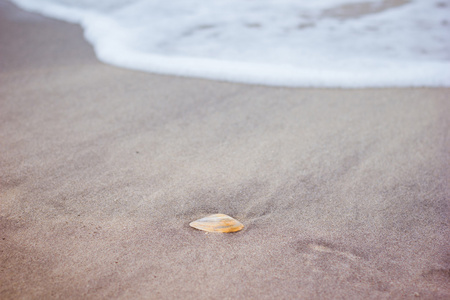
[1,1,449,299]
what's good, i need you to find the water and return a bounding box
[9,0,450,87]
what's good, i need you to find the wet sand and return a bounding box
[1,1,449,299]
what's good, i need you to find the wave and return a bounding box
[9,0,450,87]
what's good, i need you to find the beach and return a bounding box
[1,1,449,299]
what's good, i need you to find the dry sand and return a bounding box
[1,1,449,299]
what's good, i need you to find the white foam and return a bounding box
[9,0,450,87]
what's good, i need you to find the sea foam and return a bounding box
[9,0,450,87]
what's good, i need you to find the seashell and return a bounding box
[189,214,244,233]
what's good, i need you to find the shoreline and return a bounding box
[6,0,450,88]
[1,1,449,299]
